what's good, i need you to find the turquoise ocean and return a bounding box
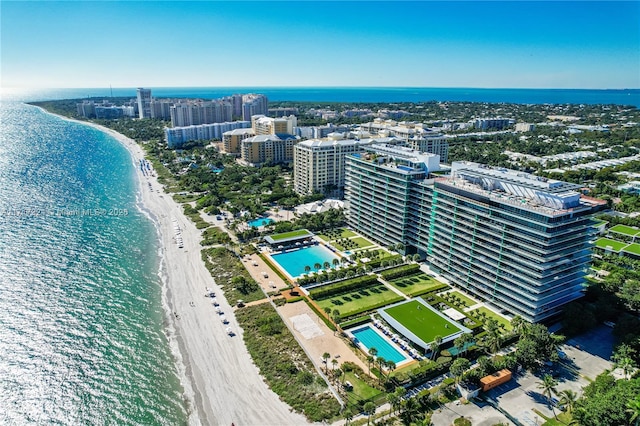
[0,86,637,424]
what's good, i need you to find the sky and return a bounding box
[1,1,638,89]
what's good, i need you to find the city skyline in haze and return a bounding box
[1,1,638,90]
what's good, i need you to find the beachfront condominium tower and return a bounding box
[293,136,403,196]
[242,94,268,121]
[136,88,152,119]
[345,149,603,323]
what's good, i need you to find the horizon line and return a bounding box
[3,85,640,91]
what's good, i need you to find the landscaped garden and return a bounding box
[443,291,477,308]
[267,229,314,241]
[388,272,447,297]
[315,283,404,319]
[595,237,628,252]
[469,306,512,331]
[609,224,640,237]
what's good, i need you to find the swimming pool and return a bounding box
[270,245,339,278]
[350,325,408,364]
[247,218,274,228]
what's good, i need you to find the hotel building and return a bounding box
[240,134,299,167]
[251,114,297,136]
[359,120,449,162]
[345,148,603,322]
[222,128,256,154]
[293,136,402,195]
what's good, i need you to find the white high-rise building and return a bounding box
[136,88,152,119]
[293,135,401,195]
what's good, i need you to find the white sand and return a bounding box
[46,112,309,426]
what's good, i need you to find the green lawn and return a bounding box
[268,229,313,241]
[595,237,628,252]
[316,233,331,242]
[471,306,512,331]
[350,237,375,248]
[623,243,640,255]
[316,284,403,318]
[343,371,382,402]
[610,224,640,237]
[337,228,357,238]
[382,300,462,345]
[389,273,444,297]
[447,291,477,307]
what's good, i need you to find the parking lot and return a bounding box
[433,326,615,426]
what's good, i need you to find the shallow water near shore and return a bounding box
[0,100,188,424]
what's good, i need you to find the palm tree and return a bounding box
[385,360,396,380]
[323,261,331,269]
[558,389,578,414]
[343,407,354,426]
[322,352,331,373]
[314,262,322,271]
[304,265,311,274]
[363,401,376,426]
[332,258,340,267]
[511,315,528,336]
[331,358,338,372]
[627,395,640,426]
[369,347,378,359]
[366,355,374,375]
[450,357,471,384]
[430,341,439,361]
[431,335,443,360]
[387,392,399,416]
[332,309,341,325]
[613,343,637,379]
[537,374,559,418]
[376,356,387,383]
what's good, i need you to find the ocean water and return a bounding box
[0,100,188,424]
[4,86,639,106]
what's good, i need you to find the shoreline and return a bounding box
[37,108,309,425]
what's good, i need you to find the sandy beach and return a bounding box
[49,112,309,426]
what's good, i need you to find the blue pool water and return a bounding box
[270,245,339,278]
[247,218,274,228]
[351,326,408,364]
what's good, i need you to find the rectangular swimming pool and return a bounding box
[247,217,274,228]
[350,325,408,364]
[270,245,339,278]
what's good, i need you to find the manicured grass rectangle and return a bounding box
[343,371,382,402]
[471,306,512,331]
[448,291,476,307]
[268,229,312,241]
[595,238,627,252]
[316,284,403,318]
[351,237,374,248]
[383,300,461,345]
[338,229,357,238]
[610,224,640,237]
[389,273,441,297]
[623,243,640,255]
[316,234,330,241]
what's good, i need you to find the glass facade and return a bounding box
[346,155,600,323]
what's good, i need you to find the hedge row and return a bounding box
[339,315,371,329]
[379,264,421,280]
[308,275,379,300]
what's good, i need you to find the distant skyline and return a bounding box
[1,1,638,90]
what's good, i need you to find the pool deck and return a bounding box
[346,323,413,367]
